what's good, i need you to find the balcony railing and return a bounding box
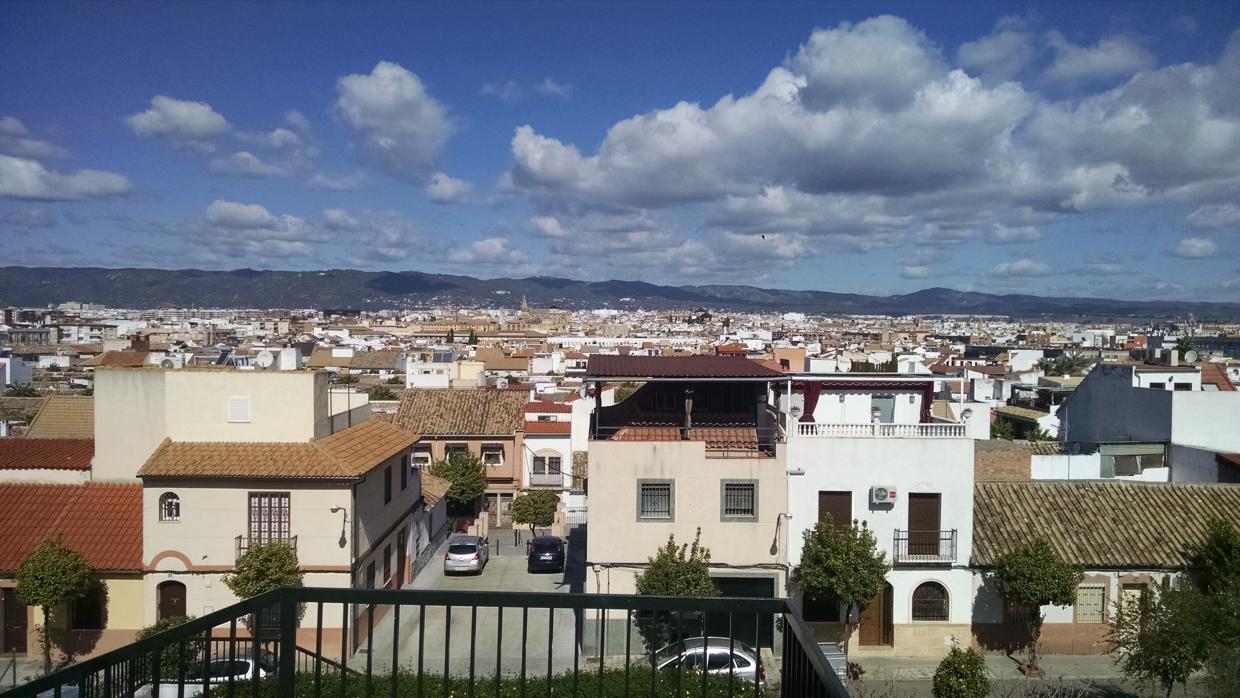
[796,422,967,438]
[235,535,297,561]
[9,587,850,698]
[893,529,957,564]
[528,472,565,488]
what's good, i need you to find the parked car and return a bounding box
[133,652,277,698]
[443,535,489,575]
[645,637,765,686]
[526,535,566,573]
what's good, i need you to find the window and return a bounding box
[911,582,949,622]
[400,455,409,491]
[548,456,561,474]
[1076,584,1106,623]
[637,480,674,521]
[71,584,105,630]
[382,544,392,586]
[248,492,291,545]
[445,444,469,459]
[158,492,181,522]
[1120,583,1148,614]
[817,491,852,530]
[365,561,376,589]
[384,465,392,504]
[533,456,546,474]
[537,414,553,422]
[1174,383,1193,391]
[654,390,675,411]
[720,480,758,521]
[227,396,251,423]
[481,444,504,467]
[413,446,432,467]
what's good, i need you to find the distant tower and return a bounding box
[521,295,530,314]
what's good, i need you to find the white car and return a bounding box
[134,656,272,698]
[443,535,490,575]
[645,637,766,686]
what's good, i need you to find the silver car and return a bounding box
[443,535,489,574]
[651,637,765,686]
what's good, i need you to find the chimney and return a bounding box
[1169,349,1179,367]
[130,332,150,353]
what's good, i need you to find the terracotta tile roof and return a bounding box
[307,349,350,368]
[586,355,783,379]
[420,472,451,508]
[524,401,572,414]
[995,405,1050,421]
[139,418,414,480]
[1201,362,1236,391]
[0,438,94,470]
[523,420,572,435]
[24,396,94,439]
[350,349,402,371]
[82,350,149,368]
[0,396,48,422]
[972,481,1240,568]
[393,389,525,437]
[0,482,142,571]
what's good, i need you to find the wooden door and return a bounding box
[857,584,892,646]
[157,581,186,620]
[817,491,852,530]
[2,588,27,654]
[908,493,942,557]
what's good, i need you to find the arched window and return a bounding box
[159,492,181,522]
[911,582,949,621]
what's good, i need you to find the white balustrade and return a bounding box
[795,422,967,438]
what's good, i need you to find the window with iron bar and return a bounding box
[637,480,674,521]
[720,480,758,521]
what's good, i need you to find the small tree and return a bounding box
[992,537,1083,673]
[368,385,398,401]
[15,540,92,673]
[137,615,203,679]
[4,383,40,397]
[932,646,991,698]
[794,517,890,645]
[634,529,719,653]
[467,328,478,345]
[990,419,1014,440]
[1109,582,1209,698]
[1188,518,1240,595]
[428,452,488,516]
[446,328,455,343]
[510,490,559,535]
[223,541,302,634]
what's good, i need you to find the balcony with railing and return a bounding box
[528,471,565,488]
[235,535,297,561]
[893,529,957,565]
[796,422,967,438]
[7,587,850,698]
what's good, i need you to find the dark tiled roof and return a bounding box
[523,420,572,435]
[0,438,94,470]
[0,482,142,571]
[24,396,94,439]
[524,401,572,414]
[972,481,1240,568]
[0,396,48,422]
[585,355,783,379]
[393,389,526,437]
[350,349,402,371]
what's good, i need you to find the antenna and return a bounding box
[255,350,275,369]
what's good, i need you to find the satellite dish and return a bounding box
[255,350,275,369]
[159,358,175,369]
[578,384,589,400]
[496,377,509,390]
[1183,350,1198,364]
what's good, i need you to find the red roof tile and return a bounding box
[524,401,572,414]
[523,420,572,435]
[0,482,142,571]
[0,438,94,470]
[1201,362,1236,391]
[586,355,784,379]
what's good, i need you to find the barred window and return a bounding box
[638,480,673,520]
[911,582,949,621]
[158,492,181,522]
[721,481,757,520]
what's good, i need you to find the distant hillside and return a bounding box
[1,266,1236,320]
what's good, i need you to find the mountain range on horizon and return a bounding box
[0,265,1235,321]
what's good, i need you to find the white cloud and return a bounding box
[322,208,360,231]
[1174,237,1217,258]
[1042,32,1156,84]
[448,237,528,266]
[534,78,574,100]
[307,171,367,190]
[126,96,231,150]
[901,265,934,279]
[0,207,57,229]
[205,200,279,229]
[1188,203,1240,229]
[0,154,131,200]
[481,80,523,103]
[336,61,453,184]
[957,19,1036,83]
[531,215,569,238]
[425,172,472,203]
[208,151,286,177]
[987,223,1041,244]
[992,258,1052,276]
[0,116,69,159]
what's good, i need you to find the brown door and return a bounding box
[857,583,893,646]
[2,588,27,653]
[908,493,942,557]
[157,581,186,620]
[817,491,852,530]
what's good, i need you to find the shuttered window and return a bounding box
[248,492,290,545]
[818,491,852,530]
[228,396,251,423]
[1076,585,1106,623]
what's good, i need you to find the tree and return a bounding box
[990,419,1015,440]
[428,452,487,515]
[137,615,204,679]
[634,529,719,653]
[794,517,890,645]
[1186,518,1240,697]
[1187,518,1240,595]
[467,328,478,346]
[446,328,455,343]
[368,385,399,401]
[510,490,559,535]
[1174,336,1195,356]
[932,646,991,698]
[1034,352,1094,377]
[223,541,302,634]
[991,537,1083,674]
[15,540,92,673]
[332,373,360,385]
[4,383,40,397]
[1025,426,1053,442]
[1109,582,1210,698]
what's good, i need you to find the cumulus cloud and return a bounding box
[336,61,453,184]
[531,215,569,238]
[0,154,131,200]
[205,200,280,229]
[448,237,528,266]
[1175,237,1217,258]
[481,80,523,103]
[901,265,934,279]
[1188,203,1240,229]
[987,223,1041,244]
[534,78,574,100]
[425,172,472,203]
[1042,32,1156,84]
[126,96,231,151]
[208,150,286,177]
[0,116,70,159]
[957,18,1036,83]
[992,258,1053,276]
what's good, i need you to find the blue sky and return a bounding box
[3,2,1240,300]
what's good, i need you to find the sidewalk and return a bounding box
[857,653,1127,681]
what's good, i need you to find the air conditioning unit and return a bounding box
[870,486,897,505]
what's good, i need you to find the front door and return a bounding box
[857,583,893,646]
[908,493,942,557]
[157,581,186,620]
[1,588,27,654]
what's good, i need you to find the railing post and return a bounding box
[278,593,297,698]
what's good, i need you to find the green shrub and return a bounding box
[136,615,204,678]
[932,646,990,698]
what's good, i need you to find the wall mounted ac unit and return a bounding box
[870,486,897,505]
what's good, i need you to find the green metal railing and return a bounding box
[8,587,848,698]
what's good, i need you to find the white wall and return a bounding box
[1169,392,1240,452]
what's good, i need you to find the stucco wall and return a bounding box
[1059,366,1171,445]
[1170,392,1240,452]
